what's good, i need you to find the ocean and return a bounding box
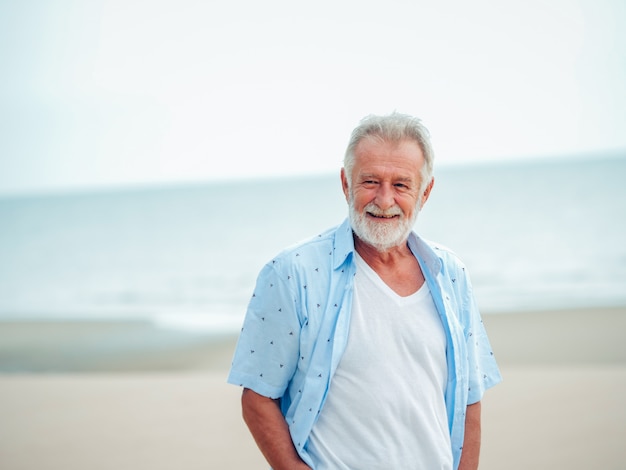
[1,154,625,334]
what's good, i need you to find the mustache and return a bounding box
[363,203,403,218]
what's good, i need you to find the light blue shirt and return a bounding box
[227,219,502,469]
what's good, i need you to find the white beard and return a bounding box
[348,198,420,252]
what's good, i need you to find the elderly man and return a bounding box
[227,112,502,470]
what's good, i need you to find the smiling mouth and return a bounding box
[367,212,400,219]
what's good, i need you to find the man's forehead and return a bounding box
[353,138,424,168]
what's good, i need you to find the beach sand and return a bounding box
[1,307,625,469]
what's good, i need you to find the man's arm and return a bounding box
[458,401,481,470]
[241,388,311,470]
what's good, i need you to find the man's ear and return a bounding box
[421,177,435,207]
[340,168,350,202]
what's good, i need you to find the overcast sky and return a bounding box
[1,0,625,195]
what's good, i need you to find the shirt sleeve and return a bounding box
[227,260,302,399]
[465,278,502,404]
[459,266,502,404]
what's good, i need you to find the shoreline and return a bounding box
[0,319,239,373]
[1,306,624,373]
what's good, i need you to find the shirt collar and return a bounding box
[333,218,355,270]
[333,218,443,277]
[408,232,444,277]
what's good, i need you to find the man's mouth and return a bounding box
[367,212,400,219]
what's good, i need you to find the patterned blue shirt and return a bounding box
[227,218,502,469]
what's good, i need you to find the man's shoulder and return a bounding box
[281,224,338,253]
[412,234,468,274]
[426,239,461,261]
[269,222,347,269]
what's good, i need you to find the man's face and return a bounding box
[342,137,432,252]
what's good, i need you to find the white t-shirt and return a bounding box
[307,252,452,469]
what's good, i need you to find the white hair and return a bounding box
[343,112,435,194]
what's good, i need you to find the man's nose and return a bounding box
[374,183,395,209]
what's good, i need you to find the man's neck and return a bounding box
[353,234,424,297]
[353,234,412,266]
